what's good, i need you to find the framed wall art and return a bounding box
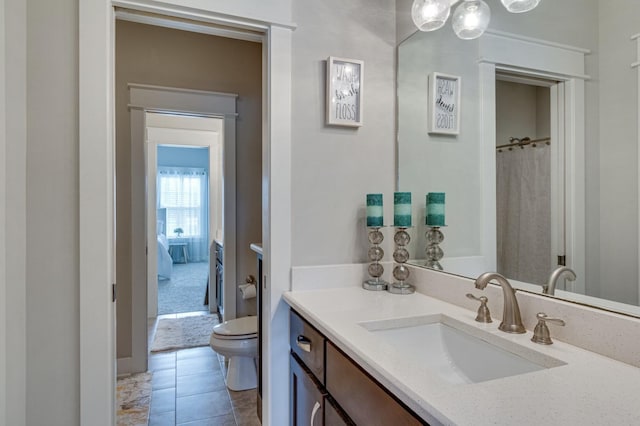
[428,72,461,135]
[326,56,364,127]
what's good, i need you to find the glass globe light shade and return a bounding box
[452,0,491,40]
[411,0,451,32]
[500,0,541,13]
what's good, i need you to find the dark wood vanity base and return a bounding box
[290,309,427,425]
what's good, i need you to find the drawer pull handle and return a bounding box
[310,401,321,426]
[296,335,312,352]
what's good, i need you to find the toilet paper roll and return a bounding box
[238,283,257,300]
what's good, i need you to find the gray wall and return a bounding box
[597,0,640,303]
[27,0,80,423]
[116,21,262,358]
[397,28,482,260]
[4,0,27,424]
[291,0,397,266]
[157,145,209,170]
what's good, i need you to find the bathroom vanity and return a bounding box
[290,309,424,425]
[284,283,640,425]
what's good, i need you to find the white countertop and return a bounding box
[284,287,640,426]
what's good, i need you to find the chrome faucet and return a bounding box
[474,272,526,334]
[543,266,576,295]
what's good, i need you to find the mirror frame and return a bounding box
[398,29,640,318]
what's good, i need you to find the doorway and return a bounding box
[123,83,237,378]
[145,113,223,317]
[115,16,265,376]
[495,78,554,286]
[492,71,582,294]
[80,4,294,424]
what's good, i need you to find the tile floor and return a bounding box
[148,312,261,426]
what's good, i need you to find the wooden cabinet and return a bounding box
[290,310,326,383]
[290,309,427,426]
[324,397,353,426]
[326,342,423,426]
[291,353,325,426]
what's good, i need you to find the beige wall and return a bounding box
[115,21,262,358]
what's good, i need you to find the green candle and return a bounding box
[366,194,383,227]
[394,192,412,227]
[426,192,445,226]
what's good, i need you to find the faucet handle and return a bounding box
[531,312,565,345]
[466,293,492,323]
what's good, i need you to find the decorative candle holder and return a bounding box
[363,227,389,291]
[388,227,415,294]
[425,226,445,270]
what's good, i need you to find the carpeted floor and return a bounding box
[158,262,209,314]
[150,314,220,352]
[116,372,152,426]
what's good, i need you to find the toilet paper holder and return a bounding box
[238,276,258,300]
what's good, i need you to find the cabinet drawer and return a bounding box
[290,353,325,426]
[325,396,354,426]
[290,310,326,384]
[326,342,426,426]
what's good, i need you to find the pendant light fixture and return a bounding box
[500,0,540,13]
[411,0,452,32]
[452,0,491,40]
[411,0,541,40]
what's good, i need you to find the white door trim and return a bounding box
[79,2,294,424]
[79,2,116,424]
[633,33,640,304]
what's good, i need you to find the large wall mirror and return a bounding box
[397,0,640,317]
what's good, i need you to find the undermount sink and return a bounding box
[359,314,566,385]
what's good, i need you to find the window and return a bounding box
[158,167,208,238]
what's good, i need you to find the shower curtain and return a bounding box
[496,145,551,285]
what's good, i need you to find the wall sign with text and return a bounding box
[428,72,461,135]
[326,57,364,127]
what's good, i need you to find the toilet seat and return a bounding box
[209,316,258,391]
[212,316,257,340]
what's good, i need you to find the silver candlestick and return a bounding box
[425,226,444,270]
[363,227,388,291]
[388,227,415,294]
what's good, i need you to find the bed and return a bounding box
[157,233,173,279]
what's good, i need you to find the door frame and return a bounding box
[478,30,587,293]
[145,113,224,320]
[122,85,236,375]
[79,2,294,424]
[633,33,640,304]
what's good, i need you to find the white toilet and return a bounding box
[209,316,258,391]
